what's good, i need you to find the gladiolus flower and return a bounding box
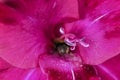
[0,0,120,80]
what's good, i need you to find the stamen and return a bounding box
[60,34,75,40]
[70,46,76,50]
[79,39,90,47]
[64,38,77,51]
[64,38,76,46]
[59,27,65,34]
[59,27,89,51]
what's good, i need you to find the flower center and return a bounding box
[53,27,90,56]
[54,39,70,55]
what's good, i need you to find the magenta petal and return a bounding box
[39,54,75,80]
[0,7,47,68]
[63,0,120,65]
[49,0,79,23]
[0,21,42,68]
[39,54,100,80]
[0,58,47,80]
[0,3,23,25]
[81,0,120,64]
[62,0,120,65]
[0,68,46,80]
[63,19,120,65]
[96,54,120,80]
[0,57,11,71]
[39,54,73,71]
[80,22,120,65]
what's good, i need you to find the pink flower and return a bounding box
[0,0,120,80]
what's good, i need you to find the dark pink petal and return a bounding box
[63,0,120,65]
[39,54,75,80]
[49,0,79,24]
[0,22,43,68]
[0,57,11,71]
[80,0,120,64]
[0,57,47,80]
[2,0,79,23]
[96,54,120,80]
[0,3,48,68]
[0,3,23,25]
[39,54,100,80]
[0,68,47,80]
[80,18,120,64]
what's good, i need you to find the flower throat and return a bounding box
[54,39,70,55]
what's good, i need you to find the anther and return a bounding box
[59,27,65,34]
[79,38,90,47]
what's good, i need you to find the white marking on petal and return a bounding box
[64,38,76,46]
[71,69,76,80]
[24,69,35,80]
[99,65,117,80]
[90,13,108,25]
